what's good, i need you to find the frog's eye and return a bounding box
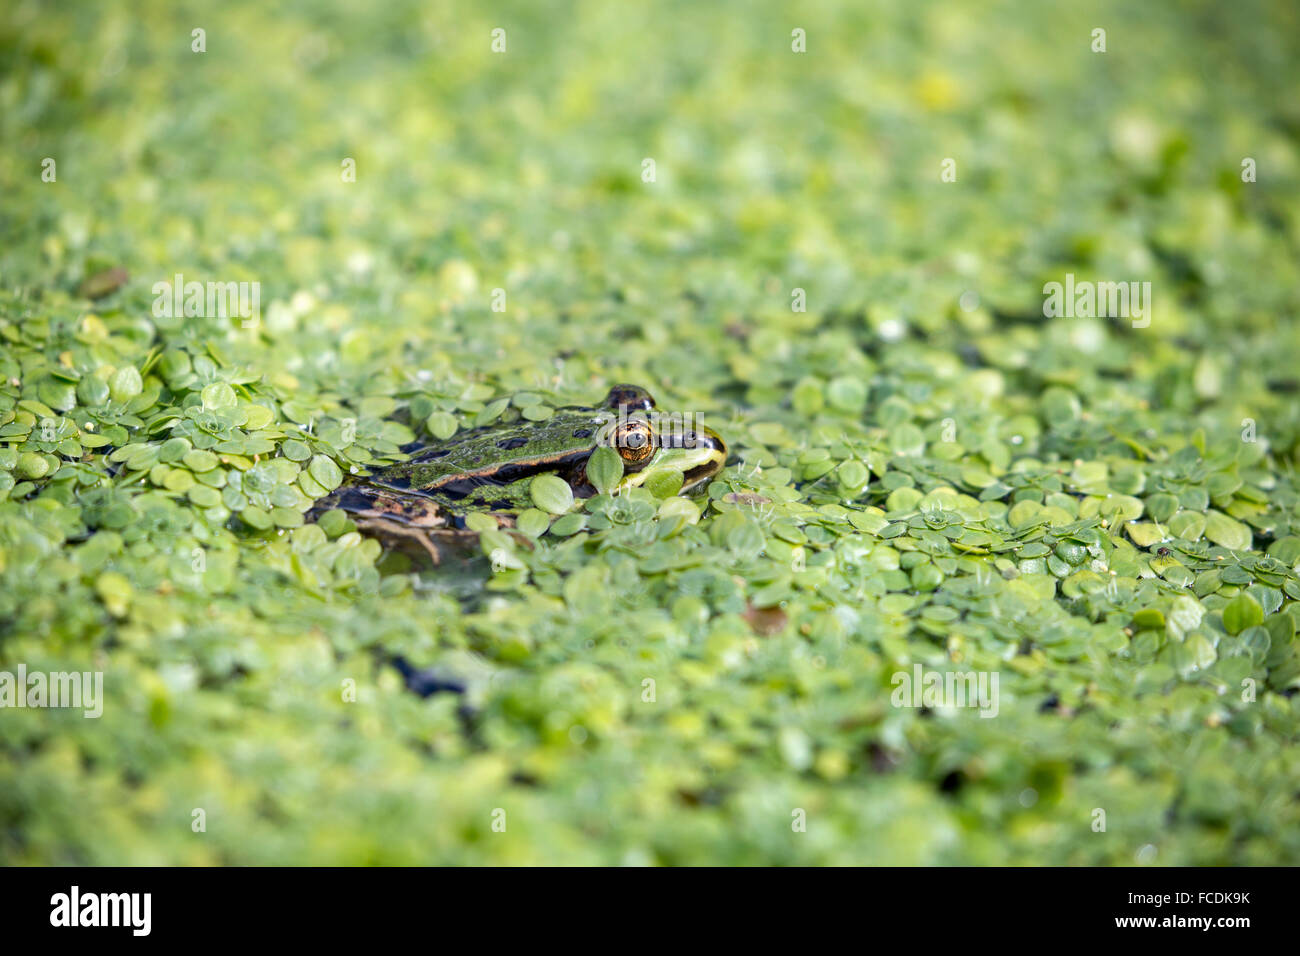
[612,420,656,469]
[604,384,656,413]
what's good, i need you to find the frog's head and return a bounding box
[605,414,727,494]
[592,385,726,493]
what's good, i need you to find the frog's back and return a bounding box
[378,407,609,495]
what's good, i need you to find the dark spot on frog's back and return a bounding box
[572,427,593,439]
[496,436,529,450]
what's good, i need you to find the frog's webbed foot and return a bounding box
[310,484,454,563]
[310,486,531,566]
[352,516,445,564]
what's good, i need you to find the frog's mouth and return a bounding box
[621,423,728,493]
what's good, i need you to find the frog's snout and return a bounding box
[677,421,728,486]
[688,422,725,456]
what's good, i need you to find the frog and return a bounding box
[309,384,726,561]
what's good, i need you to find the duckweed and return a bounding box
[1,0,1299,865]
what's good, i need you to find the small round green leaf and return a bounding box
[1223,593,1263,635]
[109,366,143,403]
[201,382,238,410]
[586,446,624,496]
[643,468,684,500]
[530,474,574,515]
[426,411,458,440]
[516,508,551,538]
[308,454,344,491]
